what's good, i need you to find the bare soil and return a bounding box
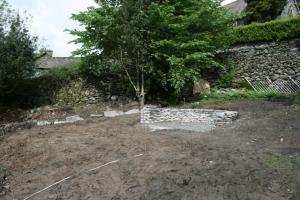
[0,99,299,200]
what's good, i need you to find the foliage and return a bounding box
[222,16,300,46]
[146,0,235,94]
[265,153,300,171]
[234,80,253,90]
[69,0,153,106]
[245,0,287,23]
[264,153,300,196]
[0,0,37,105]
[293,93,300,110]
[46,62,82,82]
[215,72,235,88]
[181,90,278,108]
[68,0,236,103]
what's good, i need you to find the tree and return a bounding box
[69,0,151,107]
[246,0,287,22]
[146,0,234,95]
[69,0,234,106]
[0,0,37,99]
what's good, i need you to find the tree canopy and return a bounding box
[68,0,235,103]
[0,0,37,103]
[246,0,287,23]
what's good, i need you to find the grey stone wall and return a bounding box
[141,106,238,124]
[223,39,300,82]
[54,78,133,106]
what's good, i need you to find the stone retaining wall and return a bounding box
[54,77,133,106]
[222,39,300,82]
[141,106,238,124]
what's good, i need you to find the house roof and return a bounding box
[36,50,80,69]
[37,57,81,69]
[223,0,247,13]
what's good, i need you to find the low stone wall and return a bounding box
[141,106,238,124]
[221,39,300,82]
[54,77,133,106]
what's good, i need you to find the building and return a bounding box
[223,0,300,25]
[36,50,80,70]
[279,0,300,19]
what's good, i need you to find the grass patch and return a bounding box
[265,154,300,172]
[293,93,300,110]
[180,90,279,108]
[264,153,300,196]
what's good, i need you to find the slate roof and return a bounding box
[36,50,80,69]
[37,57,81,69]
[223,0,247,13]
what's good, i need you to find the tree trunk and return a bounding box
[139,65,145,109]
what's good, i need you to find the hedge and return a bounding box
[221,16,300,46]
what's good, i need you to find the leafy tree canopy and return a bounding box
[68,0,235,102]
[246,0,287,23]
[0,0,37,95]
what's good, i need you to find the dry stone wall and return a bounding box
[222,39,300,82]
[141,106,238,124]
[55,77,133,106]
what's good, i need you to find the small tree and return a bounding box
[147,0,234,95]
[0,0,37,98]
[69,0,150,107]
[246,0,287,22]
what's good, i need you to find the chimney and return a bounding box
[46,50,53,58]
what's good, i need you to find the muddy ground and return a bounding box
[0,99,299,200]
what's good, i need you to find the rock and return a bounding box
[90,114,104,118]
[125,109,140,115]
[36,120,52,126]
[111,96,118,101]
[193,80,211,96]
[66,115,84,123]
[3,184,10,190]
[104,110,124,118]
[54,115,84,125]
[215,112,225,119]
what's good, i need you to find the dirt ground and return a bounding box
[0,99,299,200]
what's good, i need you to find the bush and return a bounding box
[246,0,287,23]
[293,93,300,110]
[234,80,253,90]
[0,63,83,108]
[181,90,279,108]
[222,17,300,46]
[205,90,278,101]
[215,72,235,88]
[46,62,82,82]
[0,0,37,95]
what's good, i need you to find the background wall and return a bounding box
[222,39,300,82]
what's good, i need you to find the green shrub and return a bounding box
[181,90,279,108]
[234,80,253,90]
[206,90,278,100]
[293,93,300,110]
[215,72,235,88]
[222,17,300,46]
[46,62,82,82]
